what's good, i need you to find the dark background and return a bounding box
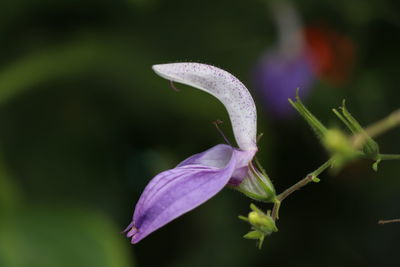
[0,0,399,266]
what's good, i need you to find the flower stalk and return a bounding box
[378,219,400,225]
[359,109,400,143]
[271,157,334,220]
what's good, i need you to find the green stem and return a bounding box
[271,157,334,220]
[277,157,333,202]
[271,199,280,221]
[353,109,400,148]
[0,155,21,213]
[276,175,316,203]
[365,109,400,138]
[379,154,400,160]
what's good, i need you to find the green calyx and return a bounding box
[332,100,380,158]
[289,94,388,171]
[332,101,383,170]
[235,161,276,203]
[289,91,328,141]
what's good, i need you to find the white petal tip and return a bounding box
[152,64,176,81]
[151,64,162,72]
[151,64,162,74]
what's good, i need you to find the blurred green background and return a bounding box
[0,0,399,266]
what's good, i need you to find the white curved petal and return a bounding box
[152,63,257,151]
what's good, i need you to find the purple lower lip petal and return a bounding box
[126,145,252,243]
[126,227,137,238]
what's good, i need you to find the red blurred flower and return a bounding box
[304,26,356,85]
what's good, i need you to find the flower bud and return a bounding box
[323,129,354,155]
[248,204,278,234]
[239,203,278,249]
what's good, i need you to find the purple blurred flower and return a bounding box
[125,63,273,244]
[254,51,314,118]
[253,1,315,118]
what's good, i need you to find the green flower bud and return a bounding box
[248,204,278,234]
[323,129,354,155]
[239,204,278,249]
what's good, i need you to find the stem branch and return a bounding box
[365,109,400,138]
[271,157,335,220]
[353,109,400,148]
[379,154,400,160]
[378,219,400,225]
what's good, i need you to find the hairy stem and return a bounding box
[365,109,400,137]
[378,219,400,224]
[353,109,400,148]
[271,157,335,220]
[379,154,400,160]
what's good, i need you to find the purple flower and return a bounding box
[125,63,275,243]
[254,51,314,118]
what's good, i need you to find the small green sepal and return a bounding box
[311,176,321,183]
[372,158,381,172]
[238,215,249,222]
[243,231,263,240]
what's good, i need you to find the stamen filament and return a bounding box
[213,120,232,146]
[169,80,180,92]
